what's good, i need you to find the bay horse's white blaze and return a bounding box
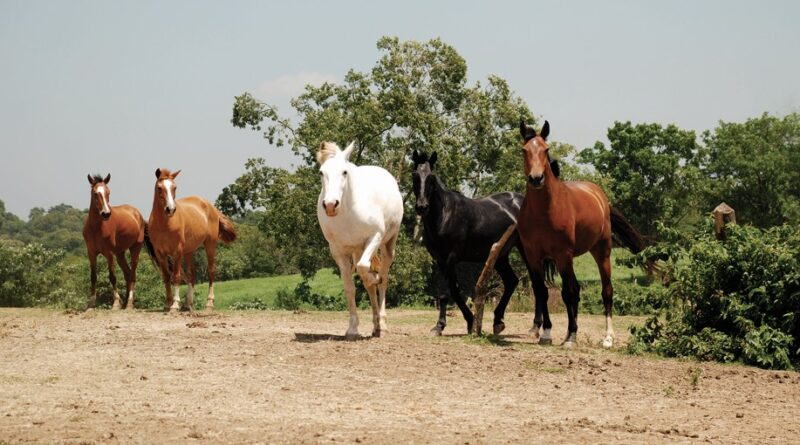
[316,141,404,340]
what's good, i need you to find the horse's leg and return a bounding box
[204,241,216,311]
[431,263,449,336]
[529,267,553,344]
[591,239,614,348]
[356,233,384,337]
[103,253,122,310]
[376,235,397,333]
[86,251,98,310]
[556,255,580,347]
[445,255,474,334]
[334,251,359,340]
[167,250,183,313]
[115,250,133,309]
[492,255,519,335]
[182,253,196,312]
[158,254,172,312]
[126,244,142,310]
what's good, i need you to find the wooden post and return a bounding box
[713,202,736,240]
[473,223,517,336]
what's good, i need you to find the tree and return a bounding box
[578,121,702,236]
[226,37,543,289]
[701,112,800,228]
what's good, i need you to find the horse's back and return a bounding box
[564,181,611,249]
[177,196,220,247]
[356,165,404,225]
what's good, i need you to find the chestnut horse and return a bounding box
[82,174,145,310]
[517,121,646,348]
[145,168,236,312]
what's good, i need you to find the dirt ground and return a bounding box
[0,308,798,445]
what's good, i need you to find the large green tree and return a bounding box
[579,121,702,236]
[701,112,800,227]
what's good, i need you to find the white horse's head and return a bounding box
[317,141,355,217]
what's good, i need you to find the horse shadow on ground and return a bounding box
[293,333,374,343]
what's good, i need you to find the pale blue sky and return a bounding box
[1,0,798,217]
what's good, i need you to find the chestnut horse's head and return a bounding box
[411,150,438,216]
[87,173,112,220]
[520,120,555,189]
[154,168,181,217]
[317,141,355,217]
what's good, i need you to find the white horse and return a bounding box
[316,141,404,340]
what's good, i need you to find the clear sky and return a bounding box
[1,0,798,218]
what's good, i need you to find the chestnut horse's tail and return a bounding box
[143,223,160,268]
[217,211,237,244]
[610,206,647,254]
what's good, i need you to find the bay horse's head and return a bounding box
[520,120,556,189]
[153,168,181,217]
[411,150,438,216]
[317,141,355,217]
[87,173,112,220]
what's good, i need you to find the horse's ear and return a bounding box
[520,120,536,141]
[342,142,355,161]
[155,168,161,179]
[87,174,95,185]
[429,152,438,168]
[171,170,181,179]
[540,120,550,140]
[412,150,420,166]
[103,173,111,184]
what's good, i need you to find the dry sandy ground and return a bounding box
[0,308,798,445]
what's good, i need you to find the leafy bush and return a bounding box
[229,298,270,310]
[0,240,64,306]
[629,220,800,369]
[275,280,345,311]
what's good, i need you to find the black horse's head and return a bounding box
[411,150,438,216]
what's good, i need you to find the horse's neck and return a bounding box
[422,180,454,239]
[525,176,566,218]
[86,199,103,229]
[336,166,362,217]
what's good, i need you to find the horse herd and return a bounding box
[83,120,645,348]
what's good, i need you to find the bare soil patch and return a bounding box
[0,308,798,444]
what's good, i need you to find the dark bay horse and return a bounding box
[145,169,237,312]
[412,151,553,336]
[517,120,646,348]
[82,174,145,310]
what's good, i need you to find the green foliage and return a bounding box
[0,240,64,306]
[579,121,702,236]
[701,112,800,227]
[274,279,345,311]
[0,204,87,255]
[385,231,434,307]
[629,221,800,369]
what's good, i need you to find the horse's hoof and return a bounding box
[125,305,134,311]
[602,337,614,349]
[528,328,540,339]
[345,332,360,341]
[372,329,381,338]
[562,341,574,348]
[430,327,443,336]
[493,322,506,335]
[538,338,553,346]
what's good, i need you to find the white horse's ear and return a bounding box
[342,141,356,161]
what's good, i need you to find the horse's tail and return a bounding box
[143,223,160,268]
[609,206,647,254]
[217,211,237,243]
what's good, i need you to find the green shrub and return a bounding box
[629,220,800,369]
[0,240,64,306]
[274,280,345,311]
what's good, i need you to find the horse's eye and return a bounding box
[342,171,347,176]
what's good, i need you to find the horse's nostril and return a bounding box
[334,200,340,208]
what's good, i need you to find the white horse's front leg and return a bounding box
[356,233,384,337]
[334,253,359,340]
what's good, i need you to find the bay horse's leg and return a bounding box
[333,251,359,340]
[556,255,580,347]
[86,251,98,311]
[126,244,142,310]
[182,253,196,312]
[115,251,132,309]
[203,241,216,311]
[445,255,474,334]
[168,251,184,313]
[158,254,172,312]
[591,239,614,348]
[529,268,553,345]
[431,264,448,336]
[376,235,397,334]
[105,253,122,310]
[491,255,519,335]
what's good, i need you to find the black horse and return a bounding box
[412,150,554,335]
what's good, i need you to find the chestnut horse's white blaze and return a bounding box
[316,142,404,340]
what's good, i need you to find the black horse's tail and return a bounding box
[609,206,647,254]
[143,223,160,269]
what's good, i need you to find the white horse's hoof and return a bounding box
[602,337,614,349]
[125,305,134,311]
[528,328,540,339]
[111,303,122,311]
[345,332,360,341]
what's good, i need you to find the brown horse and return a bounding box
[82,174,145,310]
[517,120,646,348]
[145,168,236,312]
